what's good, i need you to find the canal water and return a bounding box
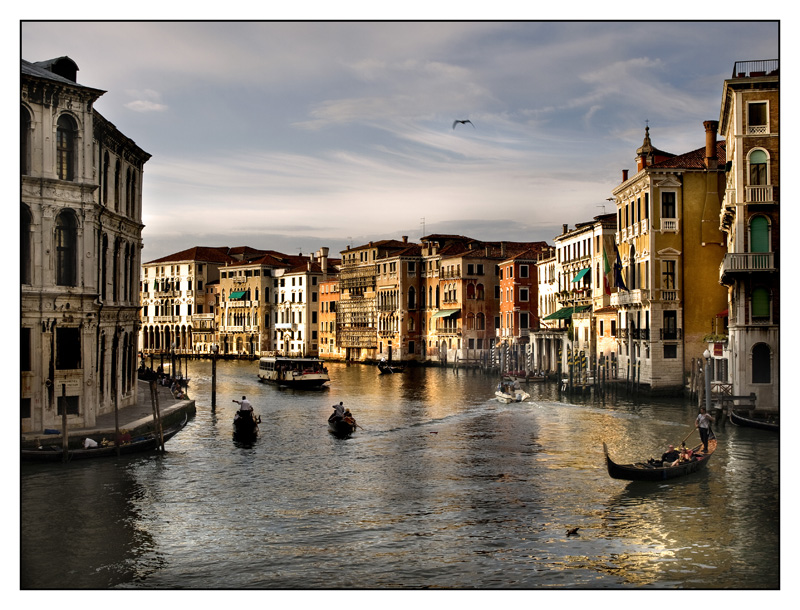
[21,360,779,589]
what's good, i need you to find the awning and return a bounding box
[229,290,246,300]
[571,268,590,283]
[542,305,591,320]
[543,307,574,320]
[431,308,461,319]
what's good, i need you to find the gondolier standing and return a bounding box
[695,407,714,452]
[233,396,253,412]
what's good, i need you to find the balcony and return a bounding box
[660,328,683,340]
[732,59,779,78]
[659,289,679,302]
[661,218,679,233]
[611,289,649,307]
[720,252,775,284]
[745,185,774,204]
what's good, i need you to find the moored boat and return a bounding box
[730,410,779,432]
[22,415,189,462]
[258,356,330,389]
[602,438,716,481]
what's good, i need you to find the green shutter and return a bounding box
[752,287,769,318]
[750,216,769,253]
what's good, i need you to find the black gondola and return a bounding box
[378,362,404,374]
[328,411,357,437]
[730,410,779,432]
[22,415,189,462]
[233,410,260,438]
[602,438,716,481]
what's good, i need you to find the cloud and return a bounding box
[123,89,168,112]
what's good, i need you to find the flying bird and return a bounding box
[452,119,474,129]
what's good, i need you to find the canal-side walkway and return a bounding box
[21,379,196,447]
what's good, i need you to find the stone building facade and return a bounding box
[21,56,150,432]
[718,59,779,410]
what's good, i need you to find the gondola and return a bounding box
[22,415,189,462]
[233,410,260,438]
[378,362,404,375]
[730,410,779,432]
[602,438,716,481]
[328,411,357,437]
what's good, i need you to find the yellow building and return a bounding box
[611,123,728,391]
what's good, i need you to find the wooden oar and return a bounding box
[679,428,696,446]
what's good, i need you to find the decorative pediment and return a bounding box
[654,175,682,188]
[657,247,682,257]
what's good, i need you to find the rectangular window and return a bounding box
[748,102,768,132]
[663,311,678,340]
[611,320,616,337]
[56,328,81,369]
[664,344,678,359]
[57,395,80,416]
[520,265,529,278]
[662,192,676,218]
[520,287,529,302]
[21,327,31,371]
[520,312,529,329]
[662,261,676,289]
[21,397,31,419]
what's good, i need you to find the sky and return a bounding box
[19,19,780,263]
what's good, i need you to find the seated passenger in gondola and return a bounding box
[648,444,680,467]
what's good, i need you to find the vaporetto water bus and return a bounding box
[257,356,330,389]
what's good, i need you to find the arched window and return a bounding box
[476,283,485,300]
[55,209,77,286]
[476,312,485,330]
[748,149,768,186]
[21,204,32,284]
[466,283,475,299]
[749,216,770,253]
[752,343,771,383]
[408,286,416,309]
[56,115,77,181]
[21,106,31,175]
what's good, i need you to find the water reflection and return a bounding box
[21,360,779,589]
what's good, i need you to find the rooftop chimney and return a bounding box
[704,120,719,170]
[562,224,569,234]
[622,169,629,182]
[402,235,408,243]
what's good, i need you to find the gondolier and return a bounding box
[695,407,714,452]
[233,396,253,412]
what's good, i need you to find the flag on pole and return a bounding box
[602,240,613,295]
[613,242,627,291]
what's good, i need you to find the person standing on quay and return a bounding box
[695,407,714,452]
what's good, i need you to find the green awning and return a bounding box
[542,305,591,321]
[431,308,461,319]
[571,268,590,283]
[543,307,574,320]
[229,290,246,300]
